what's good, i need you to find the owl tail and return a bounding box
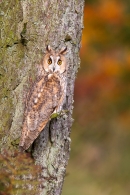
[19,119,49,151]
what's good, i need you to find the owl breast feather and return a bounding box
[19,74,62,150]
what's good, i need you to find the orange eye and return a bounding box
[58,59,62,65]
[48,58,52,64]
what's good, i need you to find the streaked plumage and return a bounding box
[19,45,67,150]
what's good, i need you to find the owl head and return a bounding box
[43,45,67,74]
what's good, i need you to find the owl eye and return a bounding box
[48,58,52,64]
[58,59,62,65]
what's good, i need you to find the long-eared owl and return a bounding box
[19,45,68,150]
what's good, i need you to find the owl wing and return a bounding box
[19,75,62,150]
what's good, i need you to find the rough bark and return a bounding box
[0,0,84,194]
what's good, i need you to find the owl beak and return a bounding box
[53,67,55,72]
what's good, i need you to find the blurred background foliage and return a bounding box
[63,0,130,195]
[0,151,41,194]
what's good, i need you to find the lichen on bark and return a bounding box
[0,0,84,194]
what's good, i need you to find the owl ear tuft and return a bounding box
[46,45,52,52]
[60,46,67,55]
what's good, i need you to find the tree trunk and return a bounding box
[0,0,84,194]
